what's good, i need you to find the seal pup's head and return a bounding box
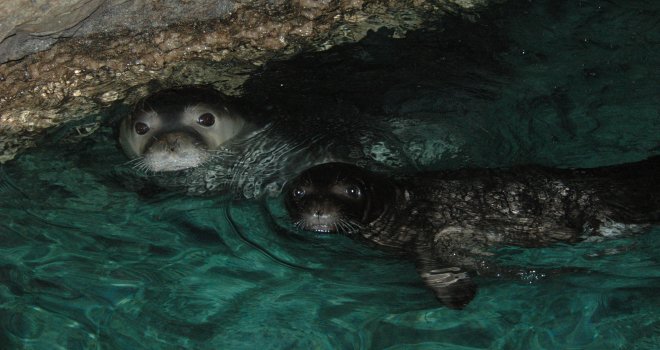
[284,162,400,234]
[119,86,254,172]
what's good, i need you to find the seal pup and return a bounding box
[119,86,257,172]
[284,158,660,308]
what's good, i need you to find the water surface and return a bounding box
[1,0,659,348]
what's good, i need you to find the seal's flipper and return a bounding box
[416,262,477,309]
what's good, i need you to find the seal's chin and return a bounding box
[142,136,210,172]
[143,152,207,172]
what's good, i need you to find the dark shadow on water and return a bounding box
[241,11,510,124]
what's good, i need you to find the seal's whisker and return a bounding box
[340,219,361,235]
[336,220,351,236]
[124,157,141,164]
[123,157,145,168]
[130,159,144,169]
[336,219,350,234]
[132,160,151,174]
[335,220,347,235]
[339,218,353,232]
[293,219,306,230]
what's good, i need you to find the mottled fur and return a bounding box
[285,158,660,308]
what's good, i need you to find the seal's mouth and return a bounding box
[295,213,362,235]
[285,181,368,235]
[303,223,337,233]
[293,211,341,233]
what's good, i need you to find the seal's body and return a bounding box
[284,158,660,308]
[119,86,256,172]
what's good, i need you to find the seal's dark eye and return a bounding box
[134,122,149,135]
[293,187,305,199]
[198,113,215,126]
[345,185,362,199]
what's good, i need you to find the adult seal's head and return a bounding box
[119,86,255,172]
[284,162,402,234]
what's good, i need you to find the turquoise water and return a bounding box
[2,0,660,349]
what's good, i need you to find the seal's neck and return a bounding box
[361,183,415,249]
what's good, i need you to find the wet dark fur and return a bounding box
[284,157,660,308]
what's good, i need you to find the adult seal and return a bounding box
[116,86,414,198]
[119,86,257,172]
[284,158,660,308]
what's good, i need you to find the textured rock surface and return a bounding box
[0,0,491,163]
[0,0,237,63]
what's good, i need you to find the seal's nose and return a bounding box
[154,133,182,153]
[309,204,333,222]
[167,138,180,152]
